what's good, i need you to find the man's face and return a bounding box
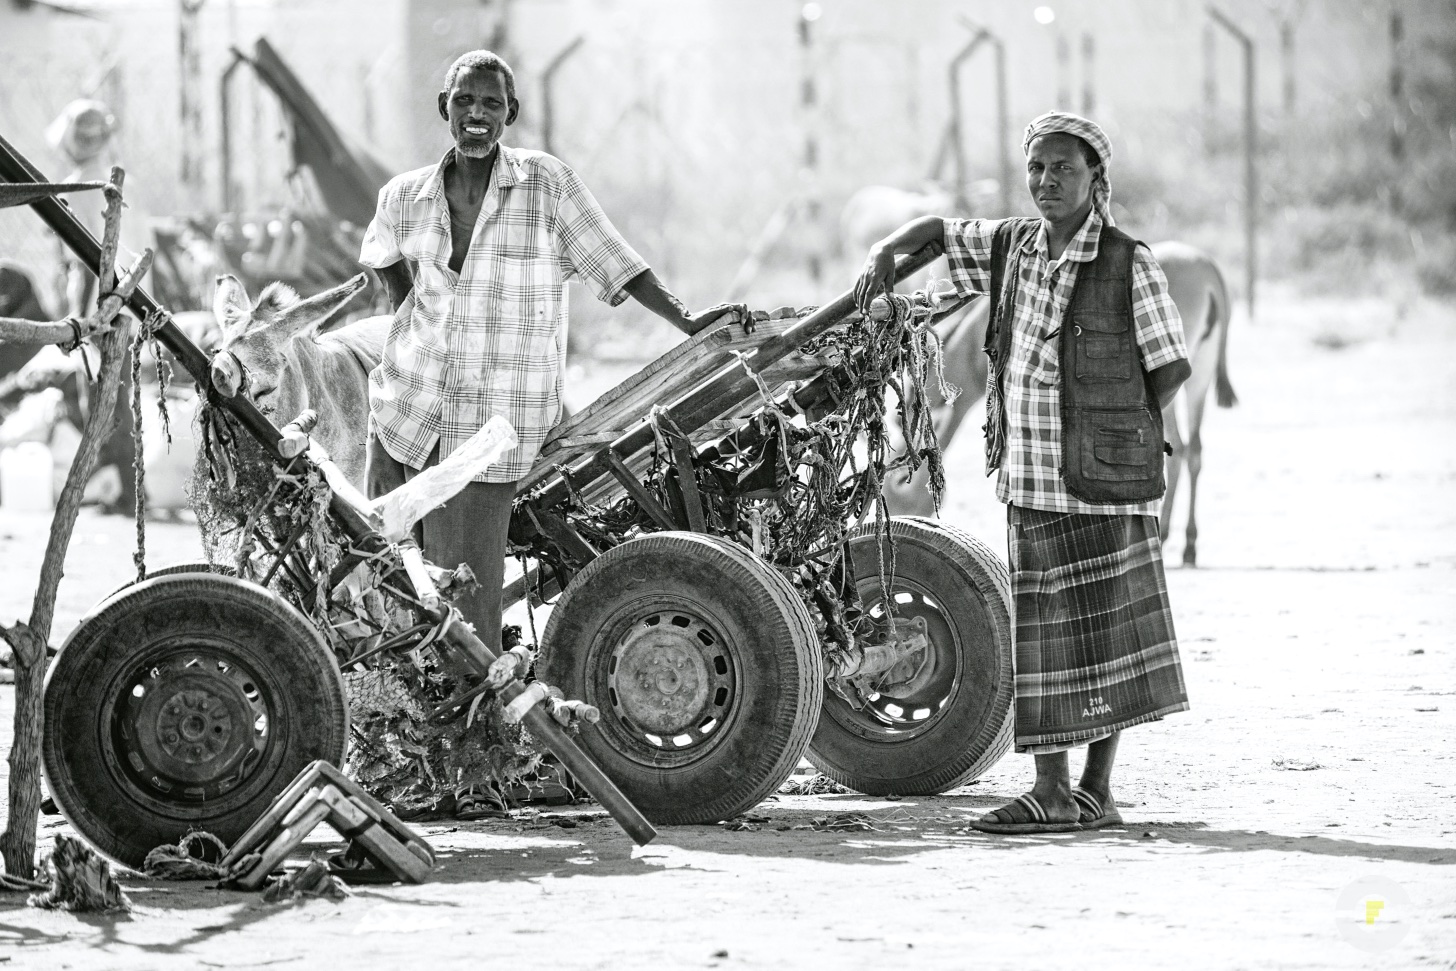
[1026,133,1100,225]
[439,65,517,159]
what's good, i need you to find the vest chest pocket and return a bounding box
[1079,409,1160,482]
[1073,312,1132,381]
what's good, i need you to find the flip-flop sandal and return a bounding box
[455,786,510,821]
[1072,786,1124,829]
[970,793,1082,834]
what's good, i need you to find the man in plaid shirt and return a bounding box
[360,50,732,697]
[855,112,1193,834]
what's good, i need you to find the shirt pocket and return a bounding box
[1072,312,1133,382]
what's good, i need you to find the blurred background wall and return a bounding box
[2,0,1453,352]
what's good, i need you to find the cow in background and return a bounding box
[881,241,1236,567]
[208,273,386,486]
[1149,241,1237,566]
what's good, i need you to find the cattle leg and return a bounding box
[1160,399,1184,544]
[1181,393,1209,567]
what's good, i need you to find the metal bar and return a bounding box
[434,611,657,846]
[603,450,677,530]
[1208,6,1257,321]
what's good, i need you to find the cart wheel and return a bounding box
[43,573,348,869]
[539,532,823,824]
[808,517,1014,795]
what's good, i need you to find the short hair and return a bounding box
[441,50,517,103]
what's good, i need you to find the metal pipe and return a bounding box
[434,610,658,845]
[945,30,988,212]
[540,36,583,157]
[1208,6,1257,322]
[219,49,248,213]
[957,18,1011,218]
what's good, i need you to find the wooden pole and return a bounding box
[798,3,823,287]
[944,30,989,212]
[1208,6,1257,321]
[1390,10,1405,163]
[540,36,584,157]
[1203,21,1217,150]
[178,0,207,208]
[0,170,149,879]
[1056,32,1071,110]
[1280,19,1296,118]
[1081,32,1096,117]
[958,18,1011,218]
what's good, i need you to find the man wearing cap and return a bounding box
[854,111,1192,833]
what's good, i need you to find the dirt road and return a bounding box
[1,287,1452,969]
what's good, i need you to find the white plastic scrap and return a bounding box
[369,416,517,542]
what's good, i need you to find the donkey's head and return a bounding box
[208,272,368,420]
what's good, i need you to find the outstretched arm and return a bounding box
[623,269,742,337]
[853,216,946,314]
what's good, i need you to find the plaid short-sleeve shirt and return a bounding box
[359,145,650,482]
[943,210,1187,516]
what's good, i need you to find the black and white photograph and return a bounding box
[0,0,1452,967]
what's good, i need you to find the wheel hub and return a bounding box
[611,623,713,735]
[123,657,264,794]
[834,588,959,736]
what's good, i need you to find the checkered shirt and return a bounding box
[943,210,1187,515]
[359,145,650,482]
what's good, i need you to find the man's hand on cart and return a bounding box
[854,243,898,318]
[689,302,752,335]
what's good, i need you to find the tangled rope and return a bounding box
[523,286,958,695]
[141,831,258,882]
[191,402,544,813]
[127,307,174,580]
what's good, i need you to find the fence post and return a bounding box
[1208,6,1257,322]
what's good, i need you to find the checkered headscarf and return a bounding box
[1022,111,1114,226]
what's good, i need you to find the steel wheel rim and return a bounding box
[592,596,738,768]
[102,637,277,809]
[824,579,960,741]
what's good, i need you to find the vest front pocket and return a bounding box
[1079,409,1159,481]
[1073,312,1132,382]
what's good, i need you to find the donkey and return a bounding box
[208,273,388,487]
[882,242,1236,567]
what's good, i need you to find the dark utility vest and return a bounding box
[983,217,1166,505]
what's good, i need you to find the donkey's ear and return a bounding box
[212,274,252,332]
[272,273,370,336]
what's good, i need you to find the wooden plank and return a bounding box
[544,431,621,450]
[540,315,812,452]
[604,450,677,530]
[542,324,734,450]
[514,242,946,513]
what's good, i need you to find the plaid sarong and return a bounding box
[1007,506,1189,752]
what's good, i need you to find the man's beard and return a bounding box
[452,122,499,159]
[455,138,496,158]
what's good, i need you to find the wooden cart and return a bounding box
[3,132,1012,864]
[501,247,1016,824]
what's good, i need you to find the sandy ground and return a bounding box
[0,286,1453,969]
